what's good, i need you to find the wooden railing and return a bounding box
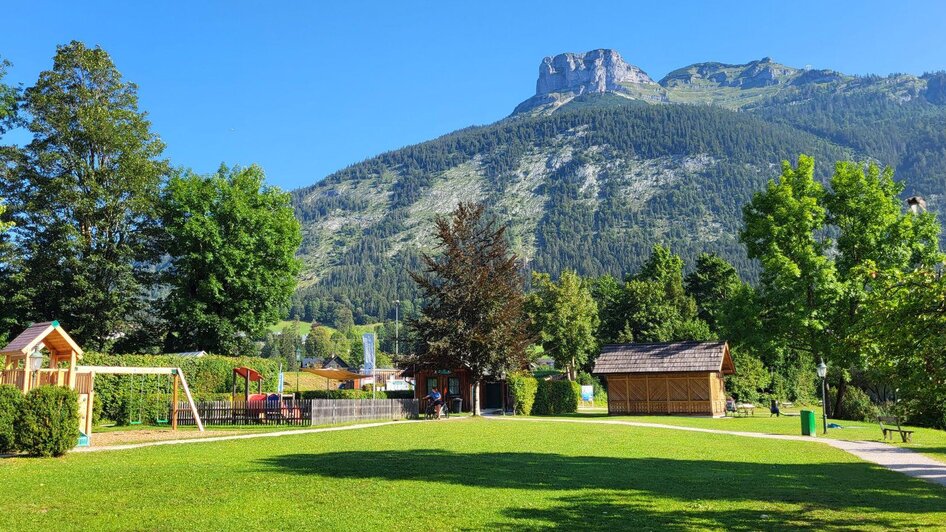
[36,369,71,387]
[0,368,92,393]
[0,369,26,389]
[174,398,419,427]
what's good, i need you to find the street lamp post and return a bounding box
[817,360,828,434]
[295,346,301,399]
[393,299,400,359]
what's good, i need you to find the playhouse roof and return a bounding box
[593,341,734,375]
[234,367,263,382]
[1,321,84,359]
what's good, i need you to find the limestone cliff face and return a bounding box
[514,49,664,114]
[535,49,655,95]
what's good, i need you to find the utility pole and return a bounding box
[393,299,400,359]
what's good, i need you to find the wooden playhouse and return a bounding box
[1,321,203,445]
[593,341,735,416]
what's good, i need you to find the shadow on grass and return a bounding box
[258,450,946,530]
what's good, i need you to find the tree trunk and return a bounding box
[832,376,846,419]
[472,380,481,416]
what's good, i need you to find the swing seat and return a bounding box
[155,418,169,425]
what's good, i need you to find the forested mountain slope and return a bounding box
[289,49,946,324]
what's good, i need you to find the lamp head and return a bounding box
[816,360,827,379]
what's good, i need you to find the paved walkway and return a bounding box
[485,416,946,488]
[75,419,412,453]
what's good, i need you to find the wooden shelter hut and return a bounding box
[593,341,735,417]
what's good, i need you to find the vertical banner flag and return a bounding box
[362,333,376,374]
[278,371,285,395]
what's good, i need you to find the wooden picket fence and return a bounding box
[174,398,419,427]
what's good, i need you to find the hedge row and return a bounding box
[0,385,78,457]
[82,353,280,425]
[508,373,538,415]
[508,375,579,416]
[533,380,580,415]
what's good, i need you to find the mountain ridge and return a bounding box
[512,49,941,114]
[288,49,946,325]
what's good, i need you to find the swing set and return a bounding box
[1,321,204,446]
[125,372,173,426]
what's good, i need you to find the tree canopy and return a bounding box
[3,41,169,349]
[528,270,599,380]
[410,202,531,414]
[161,165,302,355]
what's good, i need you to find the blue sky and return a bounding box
[3,1,946,190]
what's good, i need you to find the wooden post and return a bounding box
[68,351,78,389]
[172,373,180,431]
[22,358,30,394]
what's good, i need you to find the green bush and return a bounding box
[829,386,881,422]
[0,385,23,452]
[724,350,770,403]
[16,386,79,457]
[533,380,579,415]
[508,373,538,415]
[82,353,280,425]
[886,392,946,429]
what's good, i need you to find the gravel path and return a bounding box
[486,416,946,488]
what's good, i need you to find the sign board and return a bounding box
[362,333,376,374]
[386,379,411,391]
[580,385,594,403]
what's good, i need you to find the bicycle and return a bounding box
[424,400,450,420]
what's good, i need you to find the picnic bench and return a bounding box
[878,416,914,443]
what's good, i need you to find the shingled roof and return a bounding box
[593,341,734,375]
[1,320,84,359]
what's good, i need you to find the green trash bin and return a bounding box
[801,409,816,436]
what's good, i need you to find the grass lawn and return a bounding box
[2,419,945,530]
[557,407,946,463]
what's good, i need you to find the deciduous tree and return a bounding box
[528,270,599,380]
[161,164,301,355]
[410,203,531,415]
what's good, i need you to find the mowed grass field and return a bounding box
[563,407,946,463]
[2,419,946,530]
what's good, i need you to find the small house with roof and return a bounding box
[593,341,735,416]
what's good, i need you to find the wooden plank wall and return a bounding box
[606,372,726,416]
[174,399,419,427]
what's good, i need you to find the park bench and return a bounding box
[878,416,914,443]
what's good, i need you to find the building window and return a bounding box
[426,377,439,394]
[448,377,460,396]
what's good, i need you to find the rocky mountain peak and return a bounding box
[535,49,656,96]
[513,49,662,114]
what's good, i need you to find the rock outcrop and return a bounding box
[536,49,656,95]
[514,49,663,114]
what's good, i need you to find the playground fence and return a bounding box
[174,398,419,427]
